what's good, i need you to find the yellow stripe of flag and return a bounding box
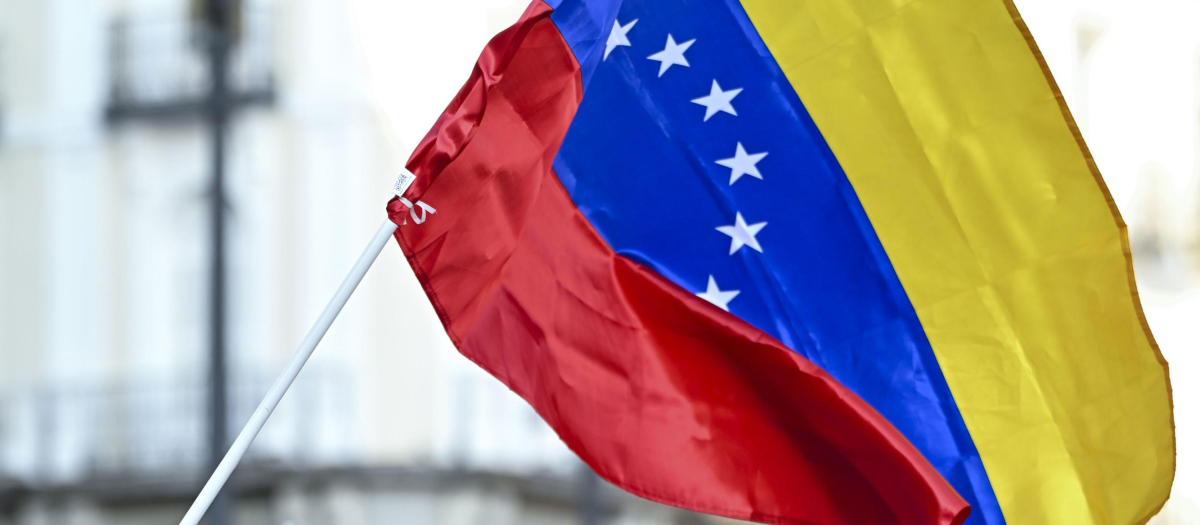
[739,0,1175,523]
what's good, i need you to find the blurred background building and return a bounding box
[0,0,1195,524]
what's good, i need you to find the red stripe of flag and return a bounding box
[387,2,969,524]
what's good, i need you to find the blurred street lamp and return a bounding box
[104,1,275,523]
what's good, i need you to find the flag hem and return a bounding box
[999,2,1176,523]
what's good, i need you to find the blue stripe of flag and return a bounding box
[547,1,1006,523]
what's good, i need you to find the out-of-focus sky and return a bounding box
[347,0,1199,522]
[347,0,533,160]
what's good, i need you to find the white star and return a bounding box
[604,19,638,60]
[697,276,740,311]
[716,212,767,255]
[691,80,742,121]
[647,34,695,77]
[716,143,769,185]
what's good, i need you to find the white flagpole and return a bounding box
[180,218,399,525]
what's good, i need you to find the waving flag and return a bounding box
[387,1,1175,524]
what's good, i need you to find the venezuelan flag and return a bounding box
[387,1,1175,524]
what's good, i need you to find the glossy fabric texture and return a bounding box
[388,2,968,524]
[546,1,1002,522]
[738,0,1175,523]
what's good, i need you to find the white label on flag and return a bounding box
[393,168,417,197]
